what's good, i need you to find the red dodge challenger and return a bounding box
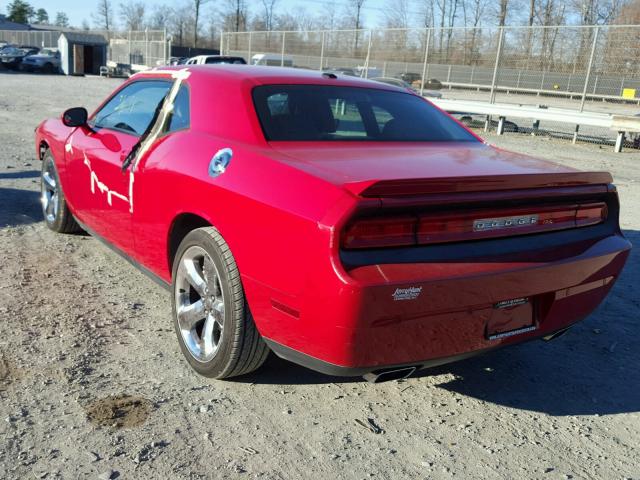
[35,65,631,382]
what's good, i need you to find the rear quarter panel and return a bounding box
[133,130,354,299]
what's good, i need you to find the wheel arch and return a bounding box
[167,212,212,276]
[38,140,50,160]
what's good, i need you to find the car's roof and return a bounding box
[143,64,403,91]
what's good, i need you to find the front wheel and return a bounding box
[41,150,81,233]
[171,227,269,379]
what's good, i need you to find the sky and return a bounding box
[3,0,395,29]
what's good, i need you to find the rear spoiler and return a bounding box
[353,172,613,198]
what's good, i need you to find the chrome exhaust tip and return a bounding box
[363,366,418,383]
[542,327,571,342]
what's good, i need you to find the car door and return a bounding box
[131,84,192,278]
[64,80,172,255]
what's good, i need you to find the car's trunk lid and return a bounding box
[267,142,612,196]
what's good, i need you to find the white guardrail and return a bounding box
[440,82,640,106]
[429,98,640,153]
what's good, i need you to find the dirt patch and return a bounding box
[84,395,153,429]
[0,353,23,388]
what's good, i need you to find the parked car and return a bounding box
[322,67,357,77]
[373,76,415,90]
[21,48,61,73]
[167,56,188,65]
[35,65,631,382]
[631,113,640,148]
[184,55,246,65]
[399,72,421,83]
[252,53,293,67]
[372,77,443,98]
[0,46,39,70]
[398,73,443,91]
[453,113,520,133]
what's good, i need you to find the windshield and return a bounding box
[252,85,477,142]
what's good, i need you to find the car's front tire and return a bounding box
[40,150,81,233]
[171,227,269,379]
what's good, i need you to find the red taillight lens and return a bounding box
[342,216,416,249]
[576,202,608,227]
[342,202,608,249]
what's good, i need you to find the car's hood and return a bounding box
[267,142,611,196]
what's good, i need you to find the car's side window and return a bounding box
[167,86,190,133]
[328,97,368,138]
[372,105,394,131]
[91,80,171,136]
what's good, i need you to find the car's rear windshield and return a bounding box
[252,85,477,142]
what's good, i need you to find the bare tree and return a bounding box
[120,1,145,31]
[223,0,248,33]
[147,4,174,30]
[434,0,458,59]
[461,0,488,63]
[173,4,193,46]
[344,0,366,50]
[497,0,509,26]
[193,0,212,47]
[419,0,435,28]
[93,0,115,31]
[261,0,278,31]
[384,0,410,28]
[536,0,566,69]
[524,0,536,62]
[320,1,339,30]
[383,0,411,56]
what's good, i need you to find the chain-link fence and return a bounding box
[0,28,168,68]
[107,30,168,67]
[222,25,640,148]
[222,25,640,103]
[0,29,61,48]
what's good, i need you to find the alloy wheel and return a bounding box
[41,157,59,223]
[175,246,225,362]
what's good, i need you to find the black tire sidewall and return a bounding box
[41,151,67,232]
[171,228,243,378]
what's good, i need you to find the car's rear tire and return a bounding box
[171,227,269,379]
[41,150,81,233]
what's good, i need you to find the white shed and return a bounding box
[58,32,108,75]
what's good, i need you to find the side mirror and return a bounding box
[62,107,88,127]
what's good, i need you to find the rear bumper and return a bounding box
[264,324,572,377]
[252,233,631,375]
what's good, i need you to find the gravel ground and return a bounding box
[0,72,638,480]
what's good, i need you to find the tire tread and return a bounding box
[174,226,269,379]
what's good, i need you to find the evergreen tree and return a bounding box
[54,11,69,27]
[7,0,35,24]
[35,7,48,24]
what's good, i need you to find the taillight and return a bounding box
[576,202,608,227]
[342,216,416,249]
[342,202,608,249]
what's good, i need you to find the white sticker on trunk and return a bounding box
[392,286,422,301]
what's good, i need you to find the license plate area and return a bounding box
[486,297,536,340]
